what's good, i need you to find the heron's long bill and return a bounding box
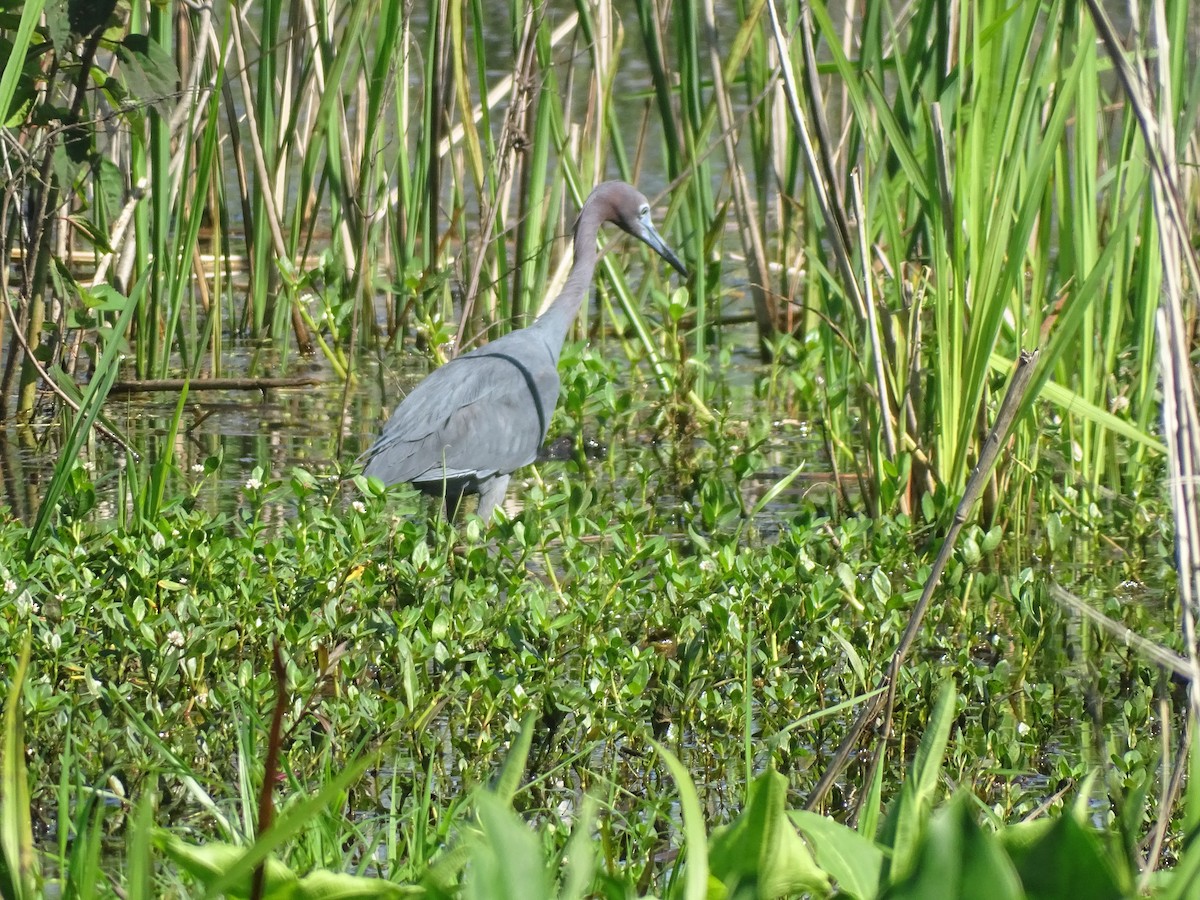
[638,220,688,279]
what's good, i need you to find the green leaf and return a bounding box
[0,34,40,127]
[652,742,709,900]
[189,754,375,899]
[789,810,882,900]
[293,869,416,899]
[92,155,125,220]
[558,796,598,900]
[115,34,179,117]
[1002,814,1124,900]
[708,770,831,899]
[126,791,155,900]
[67,0,117,38]
[155,834,297,897]
[464,793,553,900]
[877,681,956,882]
[27,273,142,560]
[51,141,83,196]
[0,637,36,900]
[883,794,1022,900]
[492,713,535,806]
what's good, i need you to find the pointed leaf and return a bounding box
[492,713,535,806]
[155,834,297,897]
[0,638,36,900]
[115,34,180,117]
[652,743,709,900]
[789,810,882,900]
[877,681,956,882]
[1002,814,1124,900]
[883,794,1021,900]
[708,770,830,899]
[464,793,552,900]
[559,796,598,900]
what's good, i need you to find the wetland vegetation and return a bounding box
[2,0,1200,897]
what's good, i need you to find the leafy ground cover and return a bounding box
[0,373,1188,895]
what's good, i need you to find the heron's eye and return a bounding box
[638,204,650,218]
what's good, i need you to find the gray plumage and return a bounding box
[362,181,687,521]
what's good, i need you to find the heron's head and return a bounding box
[586,182,689,279]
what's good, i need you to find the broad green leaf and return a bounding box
[559,796,598,900]
[492,713,535,806]
[156,834,298,897]
[884,794,1021,900]
[994,818,1052,858]
[293,869,416,898]
[115,34,180,117]
[1002,814,1124,900]
[464,793,553,900]
[708,770,830,899]
[909,675,957,802]
[789,810,882,900]
[125,791,155,900]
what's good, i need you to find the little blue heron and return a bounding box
[361,180,687,521]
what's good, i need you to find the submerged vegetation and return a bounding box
[2,0,1200,896]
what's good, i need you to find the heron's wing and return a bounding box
[363,339,561,487]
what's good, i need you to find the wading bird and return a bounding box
[362,180,687,521]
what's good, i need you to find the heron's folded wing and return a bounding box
[363,348,560,486]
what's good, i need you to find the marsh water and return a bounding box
[0,309,822,523]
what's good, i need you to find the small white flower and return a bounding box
[245,476,264,491]
[352,501,366,514]
[699,558,715,573]
[167,630,185,648]
[196,690,209,707]
[3,578,16,595]
[47,632,62,651]
[325,578,338,592]
[191,463,206,474]
[1016,721,1030,736]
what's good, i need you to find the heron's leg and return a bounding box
[475,474,511,522]
[443,486,467,521]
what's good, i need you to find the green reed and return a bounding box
[765,0,1184,524]
[1,0,1196,631]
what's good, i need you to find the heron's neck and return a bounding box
[531,208,603,358]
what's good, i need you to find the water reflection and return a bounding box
[1,338,826,529]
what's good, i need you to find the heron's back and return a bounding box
[363,331,561,490]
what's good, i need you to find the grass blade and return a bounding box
[0,637,35,900]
